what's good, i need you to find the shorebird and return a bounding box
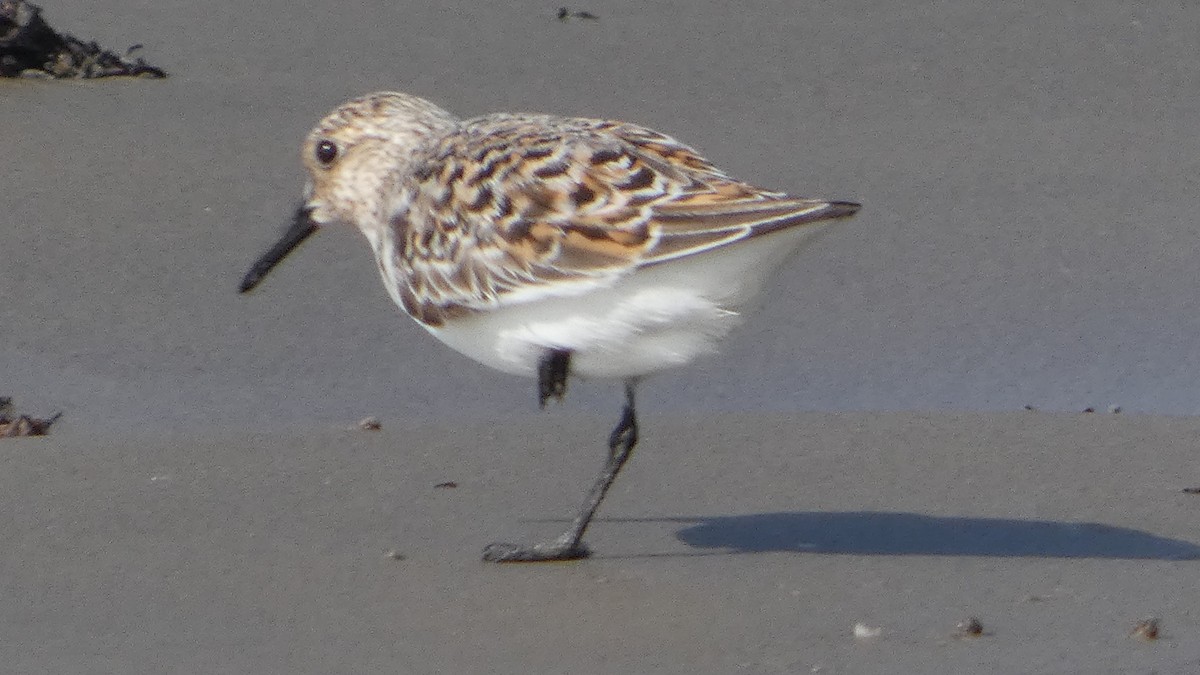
[240,92,860,562]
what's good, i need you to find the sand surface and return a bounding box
[4,1,1200,672]
[5,414,1200,673]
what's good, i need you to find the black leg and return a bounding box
[483,380,640,562]
[538,348,571,408]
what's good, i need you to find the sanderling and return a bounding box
[240,91,860,562]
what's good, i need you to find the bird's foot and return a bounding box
[482,537,590,563]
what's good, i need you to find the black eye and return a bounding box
[315,139,338,165]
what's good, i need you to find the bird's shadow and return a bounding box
[602,511,1200,560]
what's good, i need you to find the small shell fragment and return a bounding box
[358,417,382,431]
[852,622,882,640]
[955,616,984,637]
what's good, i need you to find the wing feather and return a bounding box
[391,116,859,325]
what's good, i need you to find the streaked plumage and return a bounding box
[240,91,861,562]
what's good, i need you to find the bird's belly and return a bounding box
[420,222,831,380]
[429,284,740,379]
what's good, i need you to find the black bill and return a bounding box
[238,206,319,293]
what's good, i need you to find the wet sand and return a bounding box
[4,414,1200,673]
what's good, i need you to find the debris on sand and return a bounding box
[0,397,61,437]
[852,622,882,640]
[556,7,599,21]
[954,616,985,638]
[1129,617,1160,641]
[0,0,166,78]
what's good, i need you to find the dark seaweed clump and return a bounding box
[0,0,165,78]
[0,397,61,437]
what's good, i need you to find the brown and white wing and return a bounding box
[392,117,859,326]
